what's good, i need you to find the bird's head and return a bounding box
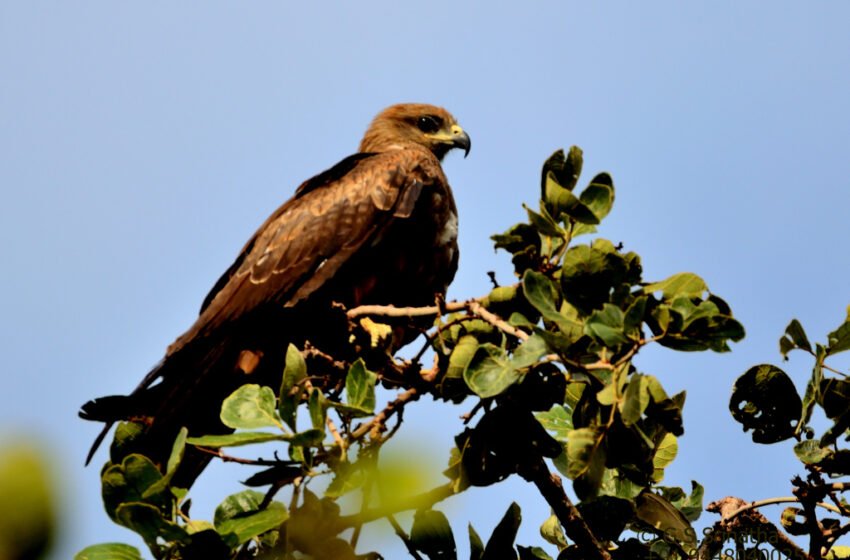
[359,103,471,161]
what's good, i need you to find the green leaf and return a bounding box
[101,454,167,522]
[643,273,707,300]
[165,427,187,479]
[469,524,484,560]
[729,364,801,443]
[565,427,602,480]
[560,243,631,315]
[216,505,288,545]
[290,428,325,447]
[534,404,573,442]
[74,543,143,560]
[541,147,583,194]
[525,204,564,237]
[581,173,615,221]
[344,359,377,415]
[221,384,283,430]
[779,319,812,358]
[410,509,457,560]
[324,462,366,498]
[463,335,548,398]
[522,270,582,339]
[279,343,307,431]
[114,502,188,547]
[827,318,850,356]
[585,304,629,347]
[539,514,567,550]
[308,388,328,431]
[652,433,678,483]
[543,173,599,225]
[793,440,833,465]
[187,432,287,448]
[635,492,696,547]
[481,503,521,560]
[447,335,480,379]
[620,374,650,426]
[214,490,264,526]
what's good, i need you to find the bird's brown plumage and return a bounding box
[80,103,469,486]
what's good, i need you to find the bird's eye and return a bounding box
[417,115,442,133]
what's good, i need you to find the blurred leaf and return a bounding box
[324,462,366,498]
[410,509,457,560]
[279,343,307,430]
[572,172,615,237]
[216,505,288,545]
[464,335,548,398]
[74,543,143,560]
[658,482,703,522]
[481,502,521,560]
[0,444,55,560]
[643,273,707,300]
[221,384,282,431]
[729,364,801,443]
[826,546,850,559]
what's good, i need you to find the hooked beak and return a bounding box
[450,124,471,158]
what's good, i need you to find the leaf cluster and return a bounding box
[81,147,745,560]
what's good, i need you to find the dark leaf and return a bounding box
[410,509,457,560]
[729,364,801,443]
[779,319,812,358]
[481,502,521,560]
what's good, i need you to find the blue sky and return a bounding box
[2,2,849,558]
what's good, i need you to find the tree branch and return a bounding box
[524,457,611,560]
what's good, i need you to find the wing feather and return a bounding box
[176,147,442,349]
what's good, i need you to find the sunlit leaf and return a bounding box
[221,384,282,431]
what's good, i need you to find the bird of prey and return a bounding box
[80,103,470,486]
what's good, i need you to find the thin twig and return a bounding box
[467,300,529,341]
[336,483,456,529]
[386,513,424,560]
[195,446,287,467]
[726,496,842,519]
[350,387,420,441]
[527,459,612,560]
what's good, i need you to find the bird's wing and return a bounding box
[175,146,444,350]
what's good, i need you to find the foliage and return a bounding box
[80,147,750,559]
[721,310,850,559]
